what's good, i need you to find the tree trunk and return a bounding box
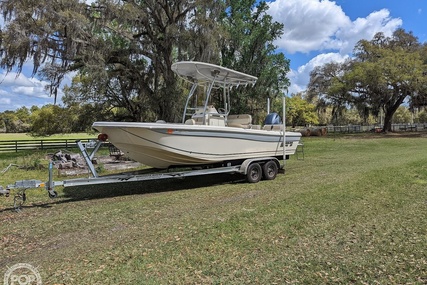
[382,111,393,133]
[382,95,406,132]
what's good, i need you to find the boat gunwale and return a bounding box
[92,121,302,137]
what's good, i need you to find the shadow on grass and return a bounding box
[63,172,244,200]
[0,172,245,212]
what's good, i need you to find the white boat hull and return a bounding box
[92,122,301,169]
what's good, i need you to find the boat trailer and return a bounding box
[1,139,284,211]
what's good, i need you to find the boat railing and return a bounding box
[184,107,199,117]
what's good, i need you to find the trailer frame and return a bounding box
[2,139,284,211]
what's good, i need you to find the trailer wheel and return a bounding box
[246,163,262,183]
[262,160,278,180]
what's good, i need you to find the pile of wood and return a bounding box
[296,127,328,137]
[49,150,141,176]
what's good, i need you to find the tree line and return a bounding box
[2,98,427,136]
[0,1,426,134]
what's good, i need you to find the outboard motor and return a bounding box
[264,112,282,125]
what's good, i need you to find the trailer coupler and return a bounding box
[1,180,58,211]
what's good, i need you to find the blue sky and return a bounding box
[0,0,426,112]
[267,0,426,94]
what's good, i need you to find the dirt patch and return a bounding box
[98,156,142,171]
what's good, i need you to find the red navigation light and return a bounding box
[98,133,108,141]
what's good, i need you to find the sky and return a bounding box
[0,0,426,112]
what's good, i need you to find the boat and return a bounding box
[92,61,302,169]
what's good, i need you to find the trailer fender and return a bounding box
[239,157,280,175]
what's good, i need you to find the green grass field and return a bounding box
[0,134,426,284]
[0,132,95,141]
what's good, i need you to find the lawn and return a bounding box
[0,132,95,141]
[0,134,426,284]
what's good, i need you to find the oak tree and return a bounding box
[307,29,427,131]
[1,0,291,125]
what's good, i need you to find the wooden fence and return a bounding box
[325,123,427,133]
[0,138,101,153]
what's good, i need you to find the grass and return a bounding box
[0,132,95,141]
[0,134,426,284]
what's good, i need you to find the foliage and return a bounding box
[350,29,427,131]
[0,104,112,135]
[0,0,288,125]
[30,105,74,136]
[0,0,91,103]
[306,60,353,124]
[307,29,427,131]
[393,106,412,124]
[58,0,192,122]
[270,94,318,127]
[220,0,290,123]
[4,2,426,131]
[416,110,427,123]
[0,110,30,133]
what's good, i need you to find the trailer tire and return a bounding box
[262,160,278,180]
[246,163,262,183]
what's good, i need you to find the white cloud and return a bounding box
[0,71,50,98]
[0,69,57,112]
[336,9,402,54]
[267,0,402,93]
[268,0,402,55]
[0,97,11,105]
[0,72,35,87]
[288,53,350,95]
[11,86,49,98]
[268,0,351,54]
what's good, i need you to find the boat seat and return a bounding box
[207,114,225,126]
[227,114,252,128]
[189,114,225,126]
